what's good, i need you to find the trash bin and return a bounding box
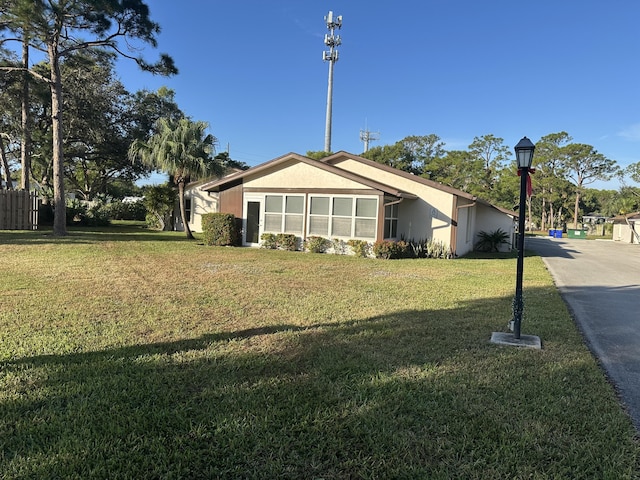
[567,229,586,239]
[554,230,563,238]
[549,229,555,237]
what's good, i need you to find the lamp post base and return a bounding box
[490,332,542,349]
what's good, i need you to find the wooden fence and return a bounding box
[0,190,40,230]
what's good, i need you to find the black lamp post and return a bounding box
[512,136,535,339]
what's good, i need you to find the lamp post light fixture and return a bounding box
[512,136,535,340]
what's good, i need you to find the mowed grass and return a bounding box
[0,226,638,479]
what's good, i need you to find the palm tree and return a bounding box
[129,117,222,239]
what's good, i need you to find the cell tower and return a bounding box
[323,11,342,153]
[359,126,380,152]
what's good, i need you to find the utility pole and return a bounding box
[359,126,380,153]
[323,11,342,153]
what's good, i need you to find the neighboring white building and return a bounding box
[174,178,219,233]
[612,213,640,244]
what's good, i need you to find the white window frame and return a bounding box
[263,194,305,235]
[384,203,399,239]
[307,195,378,240]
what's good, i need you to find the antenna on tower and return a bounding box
[323,10,342,153]
[359,121,380,152]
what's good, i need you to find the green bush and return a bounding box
[332,238,348,255]
[276,233,298,251]
[202,213,238,246]
[86,203,111,227]
[65,199,88,225]
[260,233,277,249]
[64,199,110,227]
[373,240,408,259]
[260,233,299,251]
[347,239,370,258]
[305,236,331,253]
[105,200,146,221]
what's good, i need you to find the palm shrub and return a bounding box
[129,118,224,239]
[475,228,510,252]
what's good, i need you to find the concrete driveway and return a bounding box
[527,236,640,431]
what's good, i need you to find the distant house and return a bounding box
[186,151,516,257]
[174,177,219,234]
[612,213,640,244]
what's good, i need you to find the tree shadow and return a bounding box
[0,226,191,245]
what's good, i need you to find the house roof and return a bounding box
[612,212,640,224]
[184,167,245,191]
[199,151,516,217]
[322,151,517,218]
[200,152,417,199]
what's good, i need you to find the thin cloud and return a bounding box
[617,123,640,141]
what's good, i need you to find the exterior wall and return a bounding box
[177,187,219,233]
[613,223,639,244]
[244,159,371,191]
[219,184,243,218]
[330,158,457,247]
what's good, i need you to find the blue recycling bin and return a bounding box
[554,230,562,238]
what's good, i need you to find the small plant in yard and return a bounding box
[373,239,409,259]
[260,233,299,250]
[347,239,370,257]
[260,232,277,249]
[332,238,348,255]
[305,236,331,253]
[426,238,451,258]
[475,228,510,252]
[275,233,299,251]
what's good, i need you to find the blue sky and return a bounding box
[116,1,640,189]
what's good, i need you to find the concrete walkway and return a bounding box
[527,236,640,431]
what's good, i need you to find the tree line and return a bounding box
[0,0,236,238]
[342,132,637,230]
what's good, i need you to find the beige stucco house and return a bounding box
[184,151,516,257]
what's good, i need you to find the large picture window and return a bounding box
[264,195,304,234]
[308,195,378,240]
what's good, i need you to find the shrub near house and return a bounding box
[202,213,238,246]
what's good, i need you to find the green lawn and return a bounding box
[1,226,638,479]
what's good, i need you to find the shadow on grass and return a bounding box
[0,225,192,245]
[2,290,637,478]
